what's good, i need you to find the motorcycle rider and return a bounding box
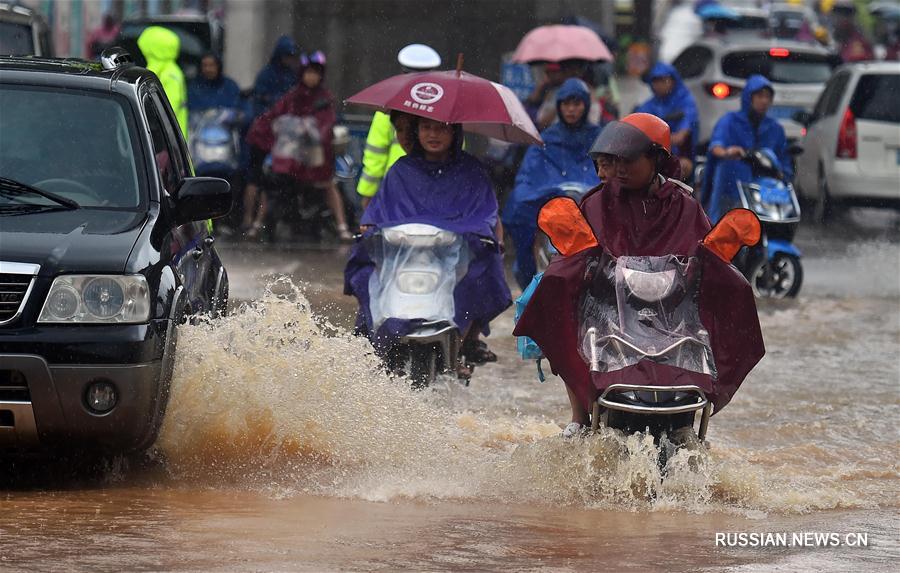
[703,74,792,222]
[345,117,512,376]
[187,53,241,115]
[246,51,352,241]
[503,78,603,290]
[634,62,699,181]
[356,44,442,205]
[514,114,722,437]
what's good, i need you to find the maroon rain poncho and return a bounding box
[513,177,764,415]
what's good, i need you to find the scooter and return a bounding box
[733,148,803,298]
[582,252,714,465]
[189,108,242,179]
[367,224,469,388]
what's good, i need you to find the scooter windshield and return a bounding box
[367,224,469,329]
[579,253,716,378]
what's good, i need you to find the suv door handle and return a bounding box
[191,247,204,260]
[204,236,215,247]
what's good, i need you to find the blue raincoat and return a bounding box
[502,78,602,289]
[345,125,511,351]
[251,36,299,118]
[635,62,699,158]
[187,54,241,113]
[703,75,792,222]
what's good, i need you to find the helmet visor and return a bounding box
[589,121,654,160]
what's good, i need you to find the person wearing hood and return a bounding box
[635,62,699,180]
[345,117,512,376]
[503,78,603,290]
[188,53,241,114]
[514,113,764,437]
[703,74,791,222]
[137,26,188,138]
[246,51,352,241]
[252,35,301,118]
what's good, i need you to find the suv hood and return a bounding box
[0,209,147,276]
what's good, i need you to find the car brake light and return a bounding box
[769,47,790,57]
[707,82,736,99]
[836,108,857,159]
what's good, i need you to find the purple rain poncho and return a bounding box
[344,126,511,351]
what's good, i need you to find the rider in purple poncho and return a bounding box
[345,117,512,373]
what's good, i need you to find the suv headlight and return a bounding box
[39,275,151,324]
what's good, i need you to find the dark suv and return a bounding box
[0,49,231,453]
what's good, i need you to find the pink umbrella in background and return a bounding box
[512,24,614,63]
[345,59,542,146]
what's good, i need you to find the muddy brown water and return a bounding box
[2,218,898,572]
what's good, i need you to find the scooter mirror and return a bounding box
[537,196,599,257]
[703,208,761,262]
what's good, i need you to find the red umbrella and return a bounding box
[512,25,614,63]
[345,68,542,146]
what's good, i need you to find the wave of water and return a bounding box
[157,278,892,515]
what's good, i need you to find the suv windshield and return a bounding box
[0,21,34,55]
[722,51,835,83]
[0,86,144,209]
[850,74,900,124]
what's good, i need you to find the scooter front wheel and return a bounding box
[750,253,803,298]
[408,344,438,389]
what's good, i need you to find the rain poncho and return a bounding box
[245,80,335,183]
[137,26,188,138]
[187,54,241,113]
[345,125,511,350]
[703,75,792,222]
[252,36,299,117]
[514,178,764,415]
[635,62,699,158]
[503,78,602,289]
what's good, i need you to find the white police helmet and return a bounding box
[397,44,442,71]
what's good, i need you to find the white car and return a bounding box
[672,38,840,144]
[794,62,900,221]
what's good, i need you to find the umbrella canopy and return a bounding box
[345,70,542,146]
[512,24,614,63]
[697,4,739,20]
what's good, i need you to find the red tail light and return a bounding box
[769,48,790,57]
[836,108,857,159]
[706,82,740,99]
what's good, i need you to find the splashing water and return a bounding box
[158,278,891,514]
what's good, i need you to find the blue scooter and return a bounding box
[189,108,242,179]
[734,148,803,298]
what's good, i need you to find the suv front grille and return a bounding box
[0,263,40,326]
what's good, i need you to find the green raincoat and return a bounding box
[138,26,188,138]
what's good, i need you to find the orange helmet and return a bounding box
[590,112,671,159]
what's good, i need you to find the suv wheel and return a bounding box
[812,164,834,225]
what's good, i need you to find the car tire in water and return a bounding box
[812,166,834,225]
[749,253,803,298]
[408,344,438,389]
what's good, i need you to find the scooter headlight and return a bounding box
[397,271,440,294]
[622,268,677,302]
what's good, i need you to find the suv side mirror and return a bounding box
[174,177,231,225]
[792,110,813,127]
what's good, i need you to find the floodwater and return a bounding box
[2,213,898,572]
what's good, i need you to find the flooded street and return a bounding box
[2,213,898,572]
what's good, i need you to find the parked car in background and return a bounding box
[794,62,900,221]
[672,38,841,144]
[0,49,231,454]
[0,2,52,56]
[115,11,223,79]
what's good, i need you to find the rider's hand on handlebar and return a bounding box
[726,146,746,159]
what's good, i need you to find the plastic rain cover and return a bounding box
[578,253,716,377]
[367,225,469,329]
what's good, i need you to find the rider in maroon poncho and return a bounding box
[514,113,765,437]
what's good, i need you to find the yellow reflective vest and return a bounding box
[356,111,407,198]
[138,26,188,139]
